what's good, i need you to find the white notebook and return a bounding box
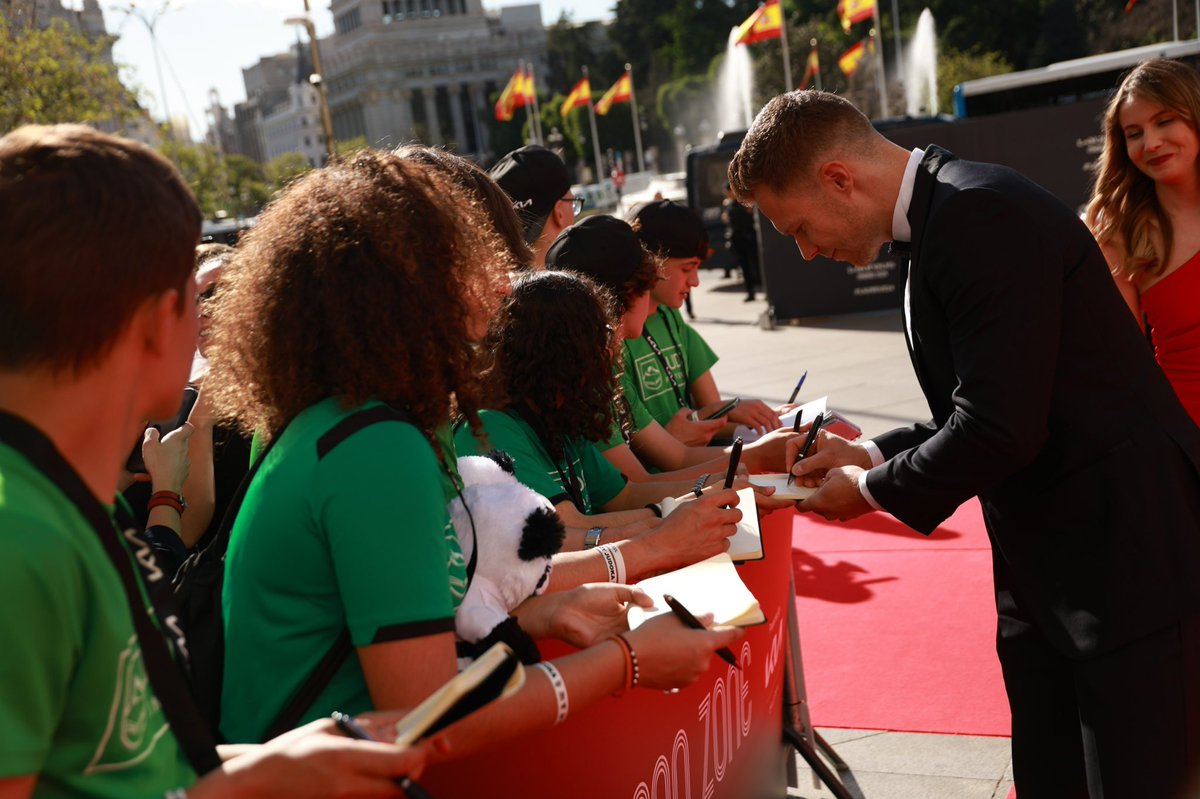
[749,473,818,502]
[627,553,765,629]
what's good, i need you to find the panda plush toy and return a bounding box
[449,452,566,665]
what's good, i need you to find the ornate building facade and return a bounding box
[321,0,546,160]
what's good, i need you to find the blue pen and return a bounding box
[787,370,808,404]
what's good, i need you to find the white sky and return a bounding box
[106,0,614,138]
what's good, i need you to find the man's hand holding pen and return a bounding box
[785,425,877,522]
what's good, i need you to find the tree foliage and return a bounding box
[0,16,138,132]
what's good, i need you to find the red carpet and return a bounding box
[789,499,1012,737]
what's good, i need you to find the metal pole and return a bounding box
[811,37,820,91]
[147,19,178,166]
[527,61,544,145]
[625,63,645,173]
[1196,0,1199,38]
[779,3,793,92]
[302,0,336,162]
[582,66,604,186]
[890,0,903,85]
[871,5,888,118]
[1175,0,1181,40]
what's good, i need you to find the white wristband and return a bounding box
[596,543,626,584]
[535,661,569,725]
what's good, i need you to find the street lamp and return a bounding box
[284,13,336,162]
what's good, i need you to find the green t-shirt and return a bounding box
[0,439,193,798]
[601,389,656,452]
[221,398,467,743]
[454,409,627,514]
[621,304,719,427]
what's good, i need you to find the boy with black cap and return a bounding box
[546,216,796,486]
[488,145,580,268]
[626,199,789,446]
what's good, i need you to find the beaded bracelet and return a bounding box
[534,661,569,725]
[692,473,711,498]
[617,633,639,688]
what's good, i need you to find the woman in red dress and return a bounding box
[1087,58,1200,426]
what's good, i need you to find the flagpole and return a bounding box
[521,62,536,145]
[811,38,823,91]
[890,0,903,86]
[779,2,794,92]
[583,66,604,185]
[871,2,889,117]
[527,61,545,145]
[626,64,646,173]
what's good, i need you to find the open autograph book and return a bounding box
[626,553,765,630]
[393,642,525,747]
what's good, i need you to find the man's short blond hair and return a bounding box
[728,91,877,201]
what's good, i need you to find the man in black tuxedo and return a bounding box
[730,91,1200,797]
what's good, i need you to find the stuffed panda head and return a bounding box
[450,452,566,650]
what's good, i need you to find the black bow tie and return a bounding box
[889,240,911,255]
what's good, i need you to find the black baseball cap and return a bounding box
[488,145,572,220]
[545,215,644,296]
[627,199,709,260]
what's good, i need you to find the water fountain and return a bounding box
[715,27,756,135]
[906,8,938,116]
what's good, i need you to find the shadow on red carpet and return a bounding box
[789,499,1012,738]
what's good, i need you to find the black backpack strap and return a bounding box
[0,412,223,776]
[263,629,353,741]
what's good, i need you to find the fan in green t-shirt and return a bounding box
[543,213,797,489]
[623,200,800,447]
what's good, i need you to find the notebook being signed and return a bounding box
[393,642,525,747]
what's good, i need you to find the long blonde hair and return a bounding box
[1086,58,1200,277]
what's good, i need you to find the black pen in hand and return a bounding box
[787,412,826,487]
[663,594,739,670]
[331,712,436,799]
[723,436,743,490]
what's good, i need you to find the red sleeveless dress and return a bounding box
[1141,250,1200,427]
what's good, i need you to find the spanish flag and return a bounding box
[494,68,522,121]
[838,0,875,33]
[838,40,866,77]
[800,47,820,90]
[734,0,782,46]
[560,77,592,117]
[595,72,633,116]
[518,69,536,107]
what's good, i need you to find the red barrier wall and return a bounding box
[422,511,796,798]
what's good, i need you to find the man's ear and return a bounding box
[551,199,572,230]
[139,288,184,357]
[819,161,853,194]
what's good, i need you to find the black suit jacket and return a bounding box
[865,146,1200,657]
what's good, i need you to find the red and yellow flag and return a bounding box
[734,0,782,46]
[518,69,536,107]
[837,0,875,33]
[838,40,866,77]
[494,68,522,121]
[799,47,820,90]
[560,77,592,117]
[595,72,633,116]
